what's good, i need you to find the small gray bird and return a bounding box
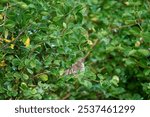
[64,58,85,75]
[64,39,99,76]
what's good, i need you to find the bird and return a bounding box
[64,58,85,75]
[64,39,99,76]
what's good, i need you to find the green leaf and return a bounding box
[13,72,21,79]
[22,74,29,80]
[38,74,48,82]
[17,2,28,9]
[128,49,137,56]
[138,49,150,56]
[31,88,37,94]
[110,75,119,86]
[142,32,150,42]
[5,20,15,28]
[82,80,92,89]
[27,68,33,74]
[53,60,60,66]
[63,22,67,28]
[12,59,20,66]
[21,82,28,90]
[144,69,150,76]
[30,60,36,68]
[123,58,135,66]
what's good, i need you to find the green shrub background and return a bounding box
[0,0,150,99]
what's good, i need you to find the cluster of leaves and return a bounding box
[0,0,150,99]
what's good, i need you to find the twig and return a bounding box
[33,71,50,78]
[83,39,100,60]
[62,93,70,100]
[111,19,144,31]
[1,24,32,50]
[2,30,24,49]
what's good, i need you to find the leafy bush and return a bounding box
[0,0,150,99]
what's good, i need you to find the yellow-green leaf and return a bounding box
[24,37,30,47]
[10,44,15,49]
[38,74,48,82]
[0,60,6,67]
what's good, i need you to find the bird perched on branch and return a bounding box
[64,39,99,76]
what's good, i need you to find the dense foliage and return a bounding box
[0,0,150,100]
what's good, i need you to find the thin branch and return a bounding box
[1,24,32,50]
[33,71,50,78]
[110,19,144,31]
[62,93,70,100]
[2,29,24,49]
[84,39,100,60]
